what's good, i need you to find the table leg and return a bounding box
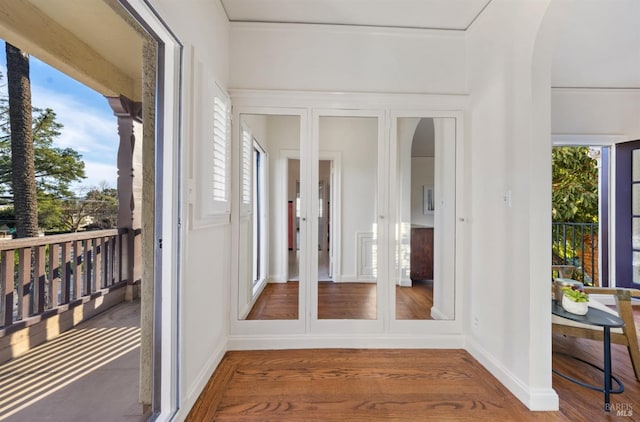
[604,326,612,411]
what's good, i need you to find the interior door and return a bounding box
[313,113,383,321]
[615,140,640,288]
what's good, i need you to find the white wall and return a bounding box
[465,0,557,410]
[230,23,467,93]
[552,89,640,141]
[550,0,640,89]
[147,0,231,418]
[548,0,640,141]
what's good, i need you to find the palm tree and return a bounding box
[6,42,38,238]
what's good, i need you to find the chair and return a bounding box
[552,286,640,381]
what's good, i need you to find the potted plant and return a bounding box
[561,285,589,315]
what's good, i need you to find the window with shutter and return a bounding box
[241,124,253,210]
[209,86,231,215]
[192,69,232,227]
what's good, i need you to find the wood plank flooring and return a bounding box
[317,281,377,319]
[246,281,433,320]
[187,308,640,421]
[186,349,564,421]
[246,282,299,320]
[396,280,434,320]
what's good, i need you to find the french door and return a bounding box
[615,140,640,288]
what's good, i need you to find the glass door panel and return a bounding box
[239,114,301,320]
[393,117,456,320]
[316,116,378,319]
[615,140,640,287]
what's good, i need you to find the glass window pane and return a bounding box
[634,218,640,250]
[633,149,640,182]
[634,184,640,215]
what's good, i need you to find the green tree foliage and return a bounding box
[0,107,86,199]
[0,184,118,233]
[551,146,599,223]
[0,73,86,201]
[60,184,118,232]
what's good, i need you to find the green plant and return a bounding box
[562,286,589,303]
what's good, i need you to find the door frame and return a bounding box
[119,0,183,418]
[228,90,468,347]
[388,111,465,334]
[615,139,640,288]
[309,108,387,333]
[551,134,628,289]
[230,106,309,336]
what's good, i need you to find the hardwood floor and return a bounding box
[396,279,434,320]
[317,281,377,319]
[246,281,434,320]
[552,305,640,420]
[186,349,565,421]
[187,308,640,421]
[246,282,299,320]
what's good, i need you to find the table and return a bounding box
[552,301,625,411]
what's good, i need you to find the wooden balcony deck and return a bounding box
[0,299,144,422]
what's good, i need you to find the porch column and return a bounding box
[107,95,143,299]
[139,38,156,413]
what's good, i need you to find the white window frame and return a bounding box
[192,60,231,228]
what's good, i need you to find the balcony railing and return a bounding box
[552,222,598,285]
[0,229,131,330]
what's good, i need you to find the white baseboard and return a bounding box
[227,333,465,350]
[398,278,412,287]
[430,305,450,320]
[336,275,376,283]
[173,340,228,422]
[465,337,559,411]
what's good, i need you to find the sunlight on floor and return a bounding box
[0,325,140,420]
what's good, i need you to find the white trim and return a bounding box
[356,232,376,281]
[228,334,465,351]
[121,0,183,420]
[430,306,448,320]
[172,341,227,422]
[229,21,469,39]
[309,108,387,330]
[228,93,468,347]
[466,338,559,411]
[230,107,309,331]
[229,89,469,111]
[552,87,640,94]
[551,133,627,146]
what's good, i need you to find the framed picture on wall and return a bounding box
[423,185,434,214]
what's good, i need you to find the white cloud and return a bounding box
[30,85,118,157]
[0,55,119,195]
[71,161,117,194]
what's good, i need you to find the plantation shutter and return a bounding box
[211,89,231,214]
[240,124,253,216]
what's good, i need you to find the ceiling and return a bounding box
[221,0,493,31]
[0,0,145,100]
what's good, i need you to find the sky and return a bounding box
[0,40,118,196]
